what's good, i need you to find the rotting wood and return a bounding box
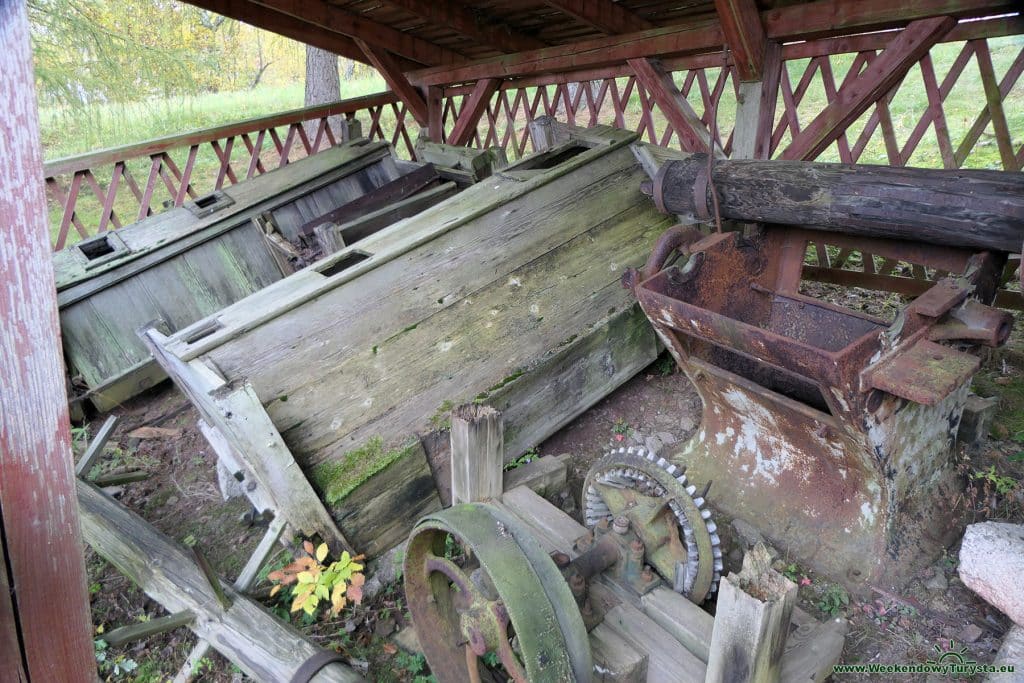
[450,404,504,504]
[76,414,120,477]
[335,182,457,245]
[706,543,798,683]
[77,481,363,682]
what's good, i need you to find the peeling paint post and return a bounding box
[0,1,97,679]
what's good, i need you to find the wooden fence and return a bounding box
[45,17,1022,252]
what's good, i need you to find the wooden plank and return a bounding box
[0,2,95,677]
[448,79,501,146]
[355,38,431,126]
[77,480,363,682]
[450,404,504,504]
[707,544,798,683]
[730,41,782,159]
[543,0,653,34]
[103,611,195,647]
[714,0,767,81]
[503,453,568,497]
[628,57,723,156]
[781,16,955,161]
[407,0,1015,87]
[141,328,351,554]
[337,182,457,244]
[590,622,648,682]
[75,415,119,477]
[382,0,546,53]
[249,0,462,67]
[641,587,714,663]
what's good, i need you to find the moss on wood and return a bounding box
[309,436,419,505]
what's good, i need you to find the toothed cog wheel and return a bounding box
[583,446,722,603]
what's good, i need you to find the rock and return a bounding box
[924,570,948,594]
[656,431,677,446]
[679,415,698,434]
[363,541,408,600]
[393,626,422,654]
[732,518,766,549]
[990,625,1024,680]
[958,395,999,447]
[957,623,984,643]
[644,434,665,455]
[960,522,1024,627]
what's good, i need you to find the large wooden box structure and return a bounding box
[146,125,675,556]
[55,140,454,411]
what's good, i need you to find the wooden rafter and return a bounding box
[781,16,955,161]
[356,39,430,126]
[628,57,722,156]
[409,0,1015,87]
[249,0,464,66]
[384,0,546,53]
[449,78,501,145]
[543,0,653,34]
[714,0,766,81]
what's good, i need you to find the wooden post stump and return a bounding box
[707,543,798,683]
[450,404,504,504]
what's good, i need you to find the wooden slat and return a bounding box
[356,39,430,126]
[543,0,653,34]
[628,57,723,156]
[714,0,766,81]
[383,0,546,52]
[781,16,955,161]
[448,78,501,146]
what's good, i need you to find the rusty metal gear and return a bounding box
[583,446,722,603]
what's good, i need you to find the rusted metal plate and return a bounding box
[867,339,980,405]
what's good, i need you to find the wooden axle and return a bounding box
[650,156,1024,253]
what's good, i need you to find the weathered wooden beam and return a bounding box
[75,414,120,477]
[426,86,444,142]
[184,0,389,67]
[503,454,568,498]
[707,544,798,682]
[384,0,546,53]
[544,0,653,34]
[450,404,504,504]
[448,78,501,146]
[651,156,1024,253]
[628,57,723,156]
[731,41,782,159]
[355,39,430,126]
[408,0,1015,87]
[714,0,766,81]
[77,481,363,682]
[781,16,955,161]
[104,611,196,647]
[250,0,464,67]
[0,1,95,678]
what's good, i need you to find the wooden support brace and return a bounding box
[781,16,955,161]
[731,41,782,159]
[714,0,767,82]
[355,39,430,127]
[75,414,119,477]
[706,543,798,683]
[448,78,501,146]
[628,57,724,157]
[426,86,444,142]
[450,404,504,504]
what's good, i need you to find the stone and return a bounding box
[363,540,408,600]
[957,623,984,643]
[679,415,698,434]
[958,395,999,446]
[959,522,1024,627]
[732,518,766,550]
[924,570,948,594]
[990,625,1024,681]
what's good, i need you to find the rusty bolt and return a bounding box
[612,516,630,535]
[595,518,610,536]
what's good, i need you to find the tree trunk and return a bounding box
[304,46,343,146]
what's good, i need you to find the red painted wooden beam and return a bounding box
[544,0,653,34]
[0,2,96,680]
[628,57,722,156]
[714,0,767,81]
[408,0,1015,86]
[384,0,547,53]
[448,78,501,146]
[356,39,430,127]
[781,16,955,161]
[251,0,465,66]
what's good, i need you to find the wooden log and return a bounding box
[450,405,504,504]
[706,543,798,683]
[77,480,362,682]
[652,156,1024,253]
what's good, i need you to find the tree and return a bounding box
[304,45,342,142]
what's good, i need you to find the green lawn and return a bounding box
[42,37,1022,248]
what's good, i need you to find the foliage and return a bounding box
[612,418,631,437]
[269,541,366,618]
[972,465,1019,496]
[504,446,538,471]
[395,651,437,682]
[655,353,677,376]
[817,584,850,616]
[94,638,138,678]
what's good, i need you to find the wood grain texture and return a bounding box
[0,2,95,678]
[450,405,504,504]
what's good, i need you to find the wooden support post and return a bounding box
[628,57,724,157]
[707,543,798,683]
[448,78,501,146]
[356,39,430,127]
[450,404,504,504]
[0,2,95,678]
[731,41,782,159]
[76,414,120,477]
[426,86,444,142]
[781,16,954,160]
[714,0,767,82]
[78,481,362,682]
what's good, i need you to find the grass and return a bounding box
[41,37,1023,248]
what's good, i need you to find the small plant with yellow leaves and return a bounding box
[268,540,366,617]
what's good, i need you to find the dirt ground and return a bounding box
[82,303,1024,682]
